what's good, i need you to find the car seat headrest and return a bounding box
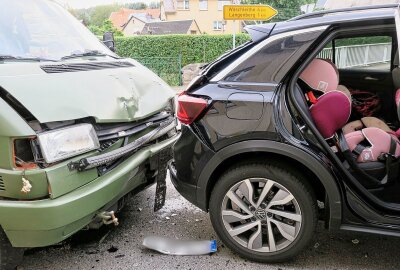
[299,58,339,93]
[310,91,351,139]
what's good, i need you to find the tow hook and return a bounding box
[98,211,119,226]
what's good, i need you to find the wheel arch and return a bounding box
[196,140,342,229]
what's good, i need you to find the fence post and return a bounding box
[363,45,370,66]
[383,45,388,63]
[339,47,348,69]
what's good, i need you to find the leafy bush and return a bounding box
[114,34,250,85]
[89,20,123,37]
[115,34,250,67]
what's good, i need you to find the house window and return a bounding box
[218,0,230,11]
[177,0,189,10]
[199,0,208,10]
[213,21,223,30]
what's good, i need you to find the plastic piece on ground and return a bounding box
[142,236,217,256]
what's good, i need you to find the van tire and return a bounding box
[0,229,24,270]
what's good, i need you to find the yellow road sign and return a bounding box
[223,5,278,21]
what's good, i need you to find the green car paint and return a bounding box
[0,60,175,123]
[0,0,178,250]
[1,136,177,247]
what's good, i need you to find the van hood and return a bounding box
[0,59,175,124]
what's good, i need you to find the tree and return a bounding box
[241,0,315,21]
[69,8,91,26]
[89,19,124,36]
[89,4,121,27]
[149,2,161,9]
[125,2,148,10]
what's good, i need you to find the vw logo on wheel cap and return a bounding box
[255,208,267,220]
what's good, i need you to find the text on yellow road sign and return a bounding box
[223,5,278,21]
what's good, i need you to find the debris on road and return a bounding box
[142,236,217,256]
[352,239,360,245]
[107,246,118,253]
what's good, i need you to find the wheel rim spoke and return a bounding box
[255,180,274,208]
[222,210,253,223]
[228,221,259,236]
[267,220,276,252]
[267,189,294,208]
[269,218,296,242]
[226,190,252,215]
[222,178,302,253]
[248,223,262,250]
[268,209,302,222]
[238,179,256,207]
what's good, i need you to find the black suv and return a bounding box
[170,4,400,263]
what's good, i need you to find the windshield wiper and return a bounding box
[61,50,119,60]
[0,55,57,62]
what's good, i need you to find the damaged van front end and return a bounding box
[0,1,178,259]
[0,58,178,248]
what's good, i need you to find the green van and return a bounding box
[0,0,178,268]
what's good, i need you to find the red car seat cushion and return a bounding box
[310,91,351,139]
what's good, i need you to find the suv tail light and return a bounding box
[177,93,208,125]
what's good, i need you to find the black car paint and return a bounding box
[172,8,400,236]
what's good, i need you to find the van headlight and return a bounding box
[37,124,100,163]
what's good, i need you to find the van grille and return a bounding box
[0,176,5,191]
[41,61,134,73]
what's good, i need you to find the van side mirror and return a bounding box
[103,32,115,52]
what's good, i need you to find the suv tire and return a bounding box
[0,229,24,270]
[209,162,317,263]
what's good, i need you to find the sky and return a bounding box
[56,0,157,9]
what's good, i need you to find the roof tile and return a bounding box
[141,20,196,35]
[110,8,161,30]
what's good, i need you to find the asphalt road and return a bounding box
[21,175,400,270]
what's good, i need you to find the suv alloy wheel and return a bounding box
[209,162,317,262]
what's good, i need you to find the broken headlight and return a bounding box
[37,124,100,163]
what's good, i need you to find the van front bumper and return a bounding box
[0,135,177,248]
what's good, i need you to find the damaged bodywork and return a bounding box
[0,1,179,263]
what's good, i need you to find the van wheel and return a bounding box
[209,162,317,263]
[0,229,24,270]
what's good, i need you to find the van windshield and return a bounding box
[0,0,112,61]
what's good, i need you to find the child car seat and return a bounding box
[301,58,397,137]
[300,59,400,188]
[299,58,351,101]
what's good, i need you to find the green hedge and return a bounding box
[115,34,250,67]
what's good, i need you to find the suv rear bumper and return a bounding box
[0,135,177,248]
[169,161,198,207]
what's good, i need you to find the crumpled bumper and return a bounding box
[0,135,178,248]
